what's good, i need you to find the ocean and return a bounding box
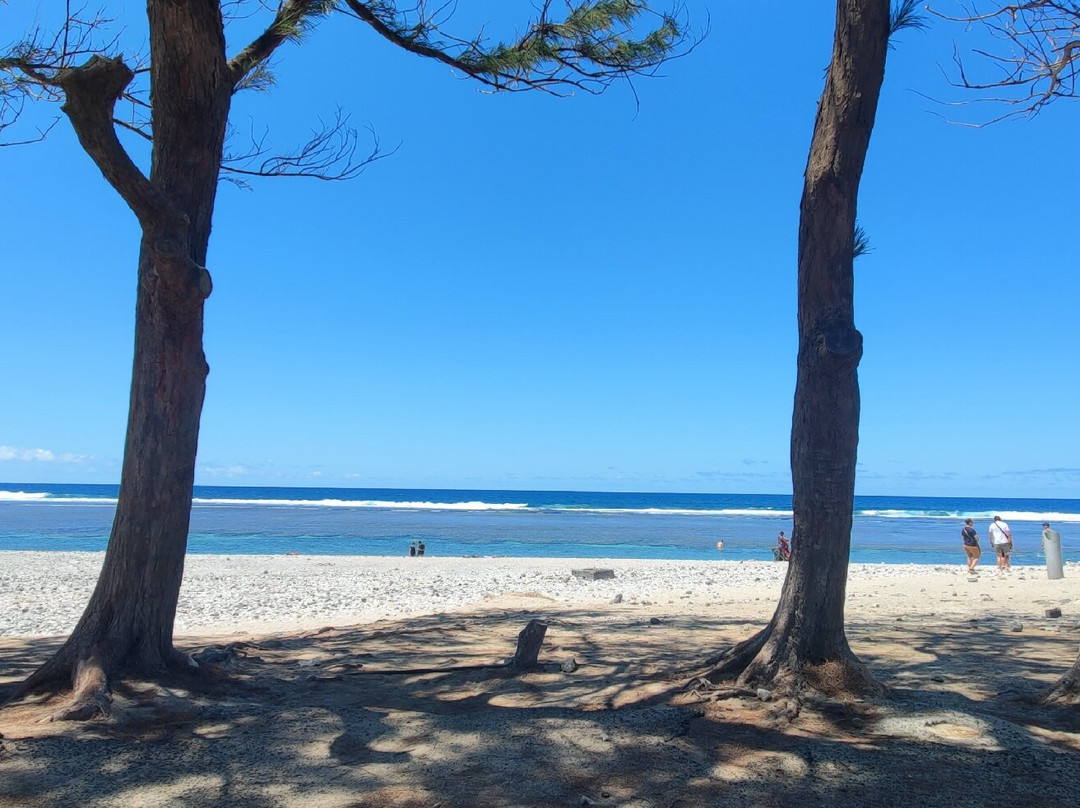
[1,483,1076,567]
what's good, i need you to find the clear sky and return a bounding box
[2,2,1078,498]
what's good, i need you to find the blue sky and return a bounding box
[2,2,1078,497]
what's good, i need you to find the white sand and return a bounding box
[2,551,1079,638]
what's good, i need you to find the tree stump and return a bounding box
[511,619,548,670]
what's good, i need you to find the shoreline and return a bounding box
[3,550,1079,639]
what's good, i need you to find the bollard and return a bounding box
[1043,528,1064,580]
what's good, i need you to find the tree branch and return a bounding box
[341,0,692,95]
[55,55,178,227]
[228,0,336,90]
[930,1,1080,121]
[221,109,394,186]
[2,6,137,138]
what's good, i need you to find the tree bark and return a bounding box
[511,620,549,670]
[11,2,232,719]
[701,0,890,698]
[1043,652,1080,704]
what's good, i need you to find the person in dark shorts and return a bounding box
[417,540,426,557]
[961,518,980,573]
[409,542,417,557]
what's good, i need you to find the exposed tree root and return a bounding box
[1041,667,1080,706]
[696,626,771,687]
[4,640,238,724]
[690,625,884,714]
[47,655,112,722]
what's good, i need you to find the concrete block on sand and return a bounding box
[572,568,615,580]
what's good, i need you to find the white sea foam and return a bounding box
[858,509,965,519]
[980,510,1080,524]
[0,491,50,502]
[858,508,1080,523]
[0,491,116,505]
[3,489,1077,523]
[191,497,531,511]
[566,507,795,518]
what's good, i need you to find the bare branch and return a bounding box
[221,109,395,184]
[1,4,130,136]
[930,1,1080,120]
[113,115,153,142]
[0,114,59,147]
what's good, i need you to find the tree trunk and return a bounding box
[11,2,232,719]
[1044,652,1080,704]
[700,0,890,698]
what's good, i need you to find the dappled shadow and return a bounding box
[1,605,1079,807]
[0,636,65,701]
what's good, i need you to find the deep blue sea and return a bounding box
[1,483,1076,566]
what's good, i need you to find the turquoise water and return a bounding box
[1,483,1076,565]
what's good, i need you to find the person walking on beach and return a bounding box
[961,518,981,574]
[409,542,417,558]
[989,516,1012,572]
[417,540,426,557]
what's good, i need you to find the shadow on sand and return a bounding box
[2,607,1079,807]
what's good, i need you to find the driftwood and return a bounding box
[511,619,548,670]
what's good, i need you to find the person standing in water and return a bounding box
[775,531,791,561]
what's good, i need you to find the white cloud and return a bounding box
[0,445,88,462]
[201,465,249,477]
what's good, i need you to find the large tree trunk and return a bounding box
[11,2,232,720]
[699,0,890,699]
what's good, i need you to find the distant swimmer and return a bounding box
[715,540,724,551]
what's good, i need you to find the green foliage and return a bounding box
[235,61,276,93]
[343,0,690,93]
[465,1,681,80]
[890,0,928,37]
[853,223,872,259]
[275,0,339,44]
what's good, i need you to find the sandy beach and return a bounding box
[2,552,1080,638]
[3,553,1080,807]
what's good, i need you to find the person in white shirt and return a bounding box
[988,515,1013,571]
